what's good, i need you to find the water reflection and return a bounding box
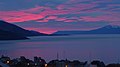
[0,35,120,64]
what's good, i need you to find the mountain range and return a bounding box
[54,25,120,35]
[1,20,120,40]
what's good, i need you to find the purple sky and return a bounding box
[0,0,120,34]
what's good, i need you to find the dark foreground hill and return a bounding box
[0,20,48,36]
[0,20,48,40]
[0,29,28,40]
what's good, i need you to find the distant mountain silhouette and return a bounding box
[54,25,120,35]
[0,20,48,36]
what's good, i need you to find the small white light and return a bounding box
[27,63,30,65]
[35,63,37,65]
[7,61,10,64]
[65,64,68,67]
[45,64,47,67]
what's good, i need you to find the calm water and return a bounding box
[0,34,120,64]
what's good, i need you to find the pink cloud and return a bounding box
[0,4,81,22]
[46,16,58,20]
[0,0,102,23]
[55,17,67,21]
[0,11,44,22]
[21,6,51,13]
[81,16,102,22]
[0,0,120,24]
[37,19,49,22]
[57,3,97,11]
[64,19,77,22]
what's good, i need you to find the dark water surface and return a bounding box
[0,34,120,64]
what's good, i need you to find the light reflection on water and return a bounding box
[0,34,120,64]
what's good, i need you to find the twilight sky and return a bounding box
[0,0,120,34]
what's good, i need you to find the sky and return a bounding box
[0,0,120,34]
